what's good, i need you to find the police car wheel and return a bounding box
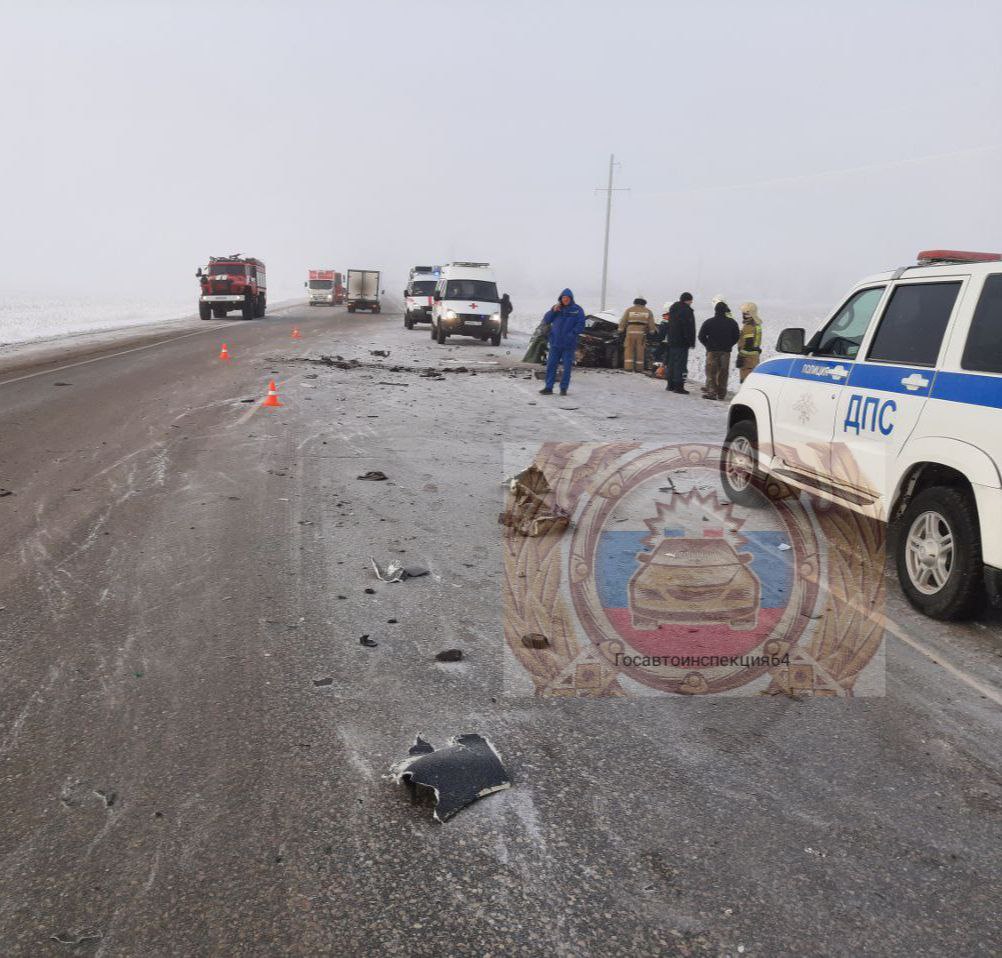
[720,421,764,507]
[896,487,984,620]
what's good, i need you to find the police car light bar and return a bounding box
[917,249,1002,265]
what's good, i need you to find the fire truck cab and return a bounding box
[197,255,267,320]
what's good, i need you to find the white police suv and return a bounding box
[721,250,1002,619]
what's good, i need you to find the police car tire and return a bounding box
[720,421,764,508]
[895,486,985,620]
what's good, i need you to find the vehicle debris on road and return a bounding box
[359,635,378,648]
[370,558,430,582]
[435,649,463,662]
[357,470,388,481]
[500,465,570,538]
[389,733,511,823]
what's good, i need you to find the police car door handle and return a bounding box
[900,373,930,392]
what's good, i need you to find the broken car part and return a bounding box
[389,734,511,823]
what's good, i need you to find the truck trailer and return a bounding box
[346,270,381,313]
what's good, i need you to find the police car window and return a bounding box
[867,281,960,367]
[814,287,884,358]
[962,274,1002,374]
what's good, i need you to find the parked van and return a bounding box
[430,262,502,346]
[404,268,440,329]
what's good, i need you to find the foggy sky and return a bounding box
[2,0,1001,314]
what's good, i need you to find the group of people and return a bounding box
[528,288,763,398]
[617,293,763,400]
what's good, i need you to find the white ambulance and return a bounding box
[720,250,1002,619]
[404,267,440,329]
[430,262,503,346]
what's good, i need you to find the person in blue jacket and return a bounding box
[540,288,587,396]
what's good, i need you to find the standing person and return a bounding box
[540,288,587,396]
[665,292,696,394]
[697,300,740,400]
[618,297,655,372]
[500,293,513,339]
[737,301,763,381]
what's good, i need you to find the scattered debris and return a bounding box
[313,677,334,688]
[370,349,391,357]
[364,587,376,595]
[778,542,792,551]
[53,382,73,387]
[51,930,102,946]
[0,488,13,498]
[435,649,463,662]
[239,398,256,403]
[320,354,361,370]
[389,733,511,823]
[359,635,378,648]
[370,558,429,582]
[371,557,405,583]
[377,382,409,387]
[357,470,388,481]
[521,633,550,650]
[499,465,570,538]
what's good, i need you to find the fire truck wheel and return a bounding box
[241,296,255,320]
[256,296,266,318]
[199,302,212,321]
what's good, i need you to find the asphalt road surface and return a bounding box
[1,304,1000,957]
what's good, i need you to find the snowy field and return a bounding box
[0,294,194,348]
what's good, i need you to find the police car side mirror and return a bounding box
[777,327,806,354]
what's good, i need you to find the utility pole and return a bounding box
[596,154,629,311]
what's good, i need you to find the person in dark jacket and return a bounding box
[499,293,513,339]
[540,288,587,396]
[697,301,741,400]
[665,292,696,394]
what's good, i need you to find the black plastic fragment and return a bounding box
[435,649,463,662]
[389,733,511,823]
[359,635,378,648]
[357,471,388,481]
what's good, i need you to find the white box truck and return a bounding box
[346,270,381,313]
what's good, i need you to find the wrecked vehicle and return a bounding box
[523,310,657,369]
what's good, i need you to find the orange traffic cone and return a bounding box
[219,343,231,361]
[262,380,283,407]
[291,327,302,340]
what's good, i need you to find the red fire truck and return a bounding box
[197,255,267,320]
